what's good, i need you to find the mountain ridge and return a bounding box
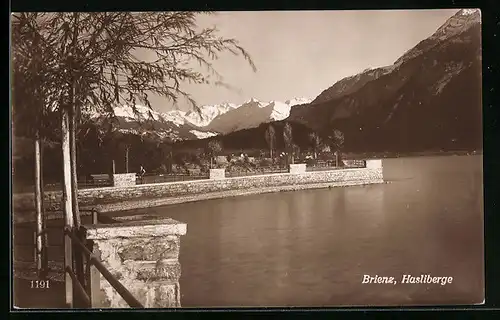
[309,9,480,108]
[88,97,312,141]
[287,9,481,153]
[205,97,312,134]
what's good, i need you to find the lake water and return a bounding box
[137,155,484,307]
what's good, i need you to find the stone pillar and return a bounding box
[365,159,384,181]
[365,159,382,169]
[112,173,137,187]
[289,163,306,174]
[83,217,187,308]
[209,168,225,179]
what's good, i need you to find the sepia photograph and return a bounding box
[11,9,483,309]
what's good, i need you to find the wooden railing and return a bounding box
[62,208,143,308]
[63,224,143,308]
[305,159,366,172]
[14,208,143,308]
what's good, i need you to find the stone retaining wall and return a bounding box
[13,160,383,212]
[84,217,186,308]
[113,173,136,187]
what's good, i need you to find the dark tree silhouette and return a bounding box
[264,124,276,160]
[207,140,223,169]
[328,129,345,166]
[308,132,322,159]
[283,122,293,165]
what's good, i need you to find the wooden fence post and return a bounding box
[92,209,98,225]
[85,239,101,308]
[64,232,73,308]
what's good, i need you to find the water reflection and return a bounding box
[151,155,483,307]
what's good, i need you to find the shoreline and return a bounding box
[102,179,385,216]
[14,179,385,223]
[13,163,384,216]
[345,150,482,160]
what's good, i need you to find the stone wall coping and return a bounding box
[289,163,307,174]
[209,168,226,179]
[365,159,383,169]
[84,217,187,239]
[13,165,381,197]
[129,167,366,186]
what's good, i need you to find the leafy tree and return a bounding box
[328,129,345,166]
[264,124,276,160]
[12,12,257,116]
[207,140,223,169]
[111,131,142,173]
[12,12,256,284]
[292,143,301,163]
[11,16,61,278]
[12,12,256,200]
[283,122,293,165]
[158,142,173,174]
[308,132,323,159]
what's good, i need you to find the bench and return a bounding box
[90,174,111,184]
[187,168,201,175]
[342,160,366,167]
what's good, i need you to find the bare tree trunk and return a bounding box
[40,135,48,277]
[336,151,339,167]
[63,11,82,308]
[125,146,129,173]
[169,151,173,173]
[69,105,80,229]
[61,106,74,308]
[69,11,80,229]
[34,129,46,278]
[69,103,85,302]
[61,110,73,220]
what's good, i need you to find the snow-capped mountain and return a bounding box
[288,9,482,152]
[310,9,480,106]
[394,8,480,66]
[89,104,215,142]
[285,97,313,106]
[112,104,185,125]
[205,97,312,134]
[188,130,219,139]
[87,97,311,141]
[183,102,238,127]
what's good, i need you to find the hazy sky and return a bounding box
[150,9,459,113]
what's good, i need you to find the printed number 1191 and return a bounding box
[31,280,50,289]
